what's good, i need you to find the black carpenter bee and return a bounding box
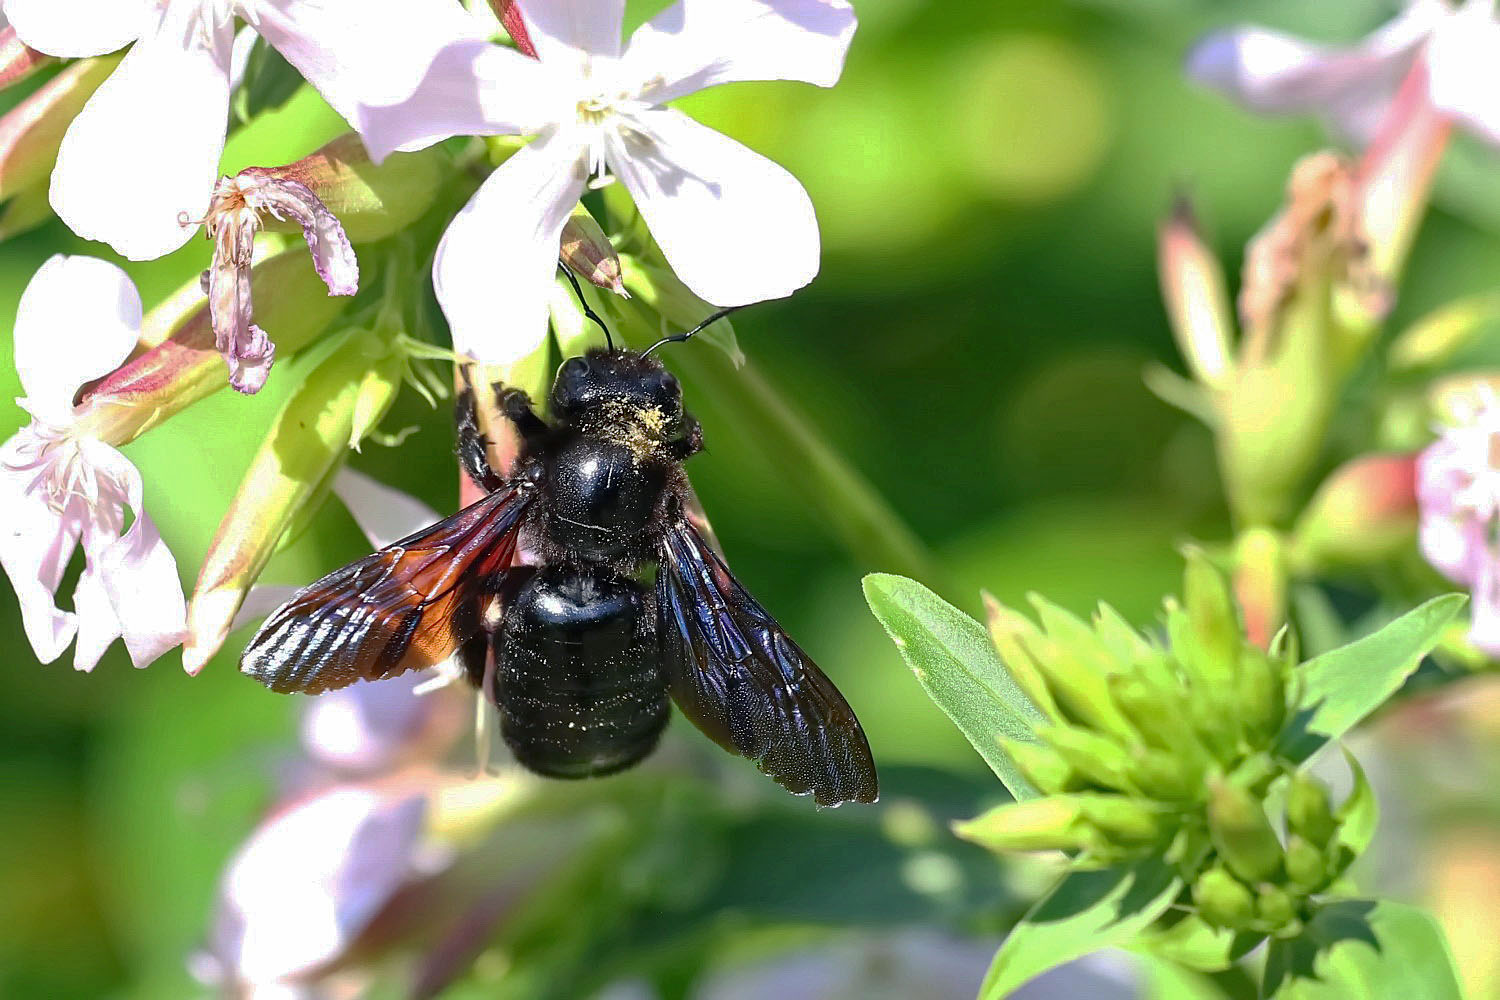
[240,272,878,807]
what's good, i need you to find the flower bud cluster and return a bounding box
[958,554,1373,939]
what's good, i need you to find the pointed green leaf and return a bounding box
[1279,594,1466,762]
[1263,900,1463,1000]
[978,856,1182,999]
[864,575,1047,799]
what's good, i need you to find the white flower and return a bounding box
[0,255,187,671]
[2,0,485,260]
[1188,0,1500,147]
[1417,389,1500,654]
[360,0,857,361]
[209,785,427,987]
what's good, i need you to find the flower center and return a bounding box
[573,91,654,185]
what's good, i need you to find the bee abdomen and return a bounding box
[493,567,668,779]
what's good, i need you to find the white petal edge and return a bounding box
[0,456,79,663]
[77,438,187,669]
[434,129,587,361]
[519,0,625,68]
[1426,1,1500,146]
[333,467,441,550]
[610,109,819,306]
[4,0,147,58]
[623,0,857,105]
[49,6,232,260]
[12,255,142,426]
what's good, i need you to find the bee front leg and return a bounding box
[455,375,506,492]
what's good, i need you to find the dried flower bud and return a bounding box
[0,25,50,91]
[560,204,627,296]
[0,54,116,201]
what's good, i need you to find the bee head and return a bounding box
[551,349,684,432]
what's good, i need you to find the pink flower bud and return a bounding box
[1157,193,1233,388]
[560,206,627,296]
[0,24,51,91]
[1292,453,1419,571]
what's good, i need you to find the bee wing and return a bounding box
[656,520,879,806]
[241,484,533,694]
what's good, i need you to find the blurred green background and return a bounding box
[4,0,1498,996]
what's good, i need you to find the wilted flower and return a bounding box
[0,255,187,671]
[361,0,857,361]
[1188,0,1500,147]
[3,0,482,259]
[197,168,359,393]
[1418,390,1500,653]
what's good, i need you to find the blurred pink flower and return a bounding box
[361,0,857,361]
[1418,390,1500,653]
[208,784,427,988]
[2,0,483,260]
[1189,0,1500,146]
[0,255,187,671]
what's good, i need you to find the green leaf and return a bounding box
[1279,594,1466,762]
[978,856,1182,999]
[1334,748,1378,860]
[1134,913,1262,972]
[864,575,1048,799]
[1263,900,1463,1000]
[1140,954,1233,1000]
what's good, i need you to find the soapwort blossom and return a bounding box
[1189,0,1500,147]
[360,0,857,361]
[1418,389,1500,654]
[2,0,483,260]
[197,169,359,393]
[0,255,187,671]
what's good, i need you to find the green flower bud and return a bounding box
[1284,834,1328,892]
[952,796,1095,854]
[1178,550,1240,692]
[1234,646,1287,746]
[999,737,1074,795]
[1076,795,1172,847]
[1193,865,1256,930]
[1041,725,1138,794]
[984,595,1063,723]
[1207,778,1284,883]
[0,54,118,200]
[182,329,405,671]
[1286,772,1338,846]
[1289,454,1418,572]
[1255,884,1299,931]
[1128,745,1200,803]
[1091,602,1155,666]
[1027,596,1140,743]
[1107,669,1212,774]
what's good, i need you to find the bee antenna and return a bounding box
[556,258,615,350]
[642,306,742,358]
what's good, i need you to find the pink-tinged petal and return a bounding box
[69,559,120,673]
[1186,4,1438,143]
[354,40,558,162]
[1425,2,1500,146]
[215,787,426,984]
[237,174,359,295]
[333,467,440,549]
[49,7,232,260]
[13,254,142,426]
[4,0,147,58]
[434,128,587,360]
[252,0,518,162]
[0,453,79,663]
[519,0,625,67]
[76,438,186,668]
[300,671,435,772]
[611,109,819,306]
[0,22,54,89]
[1467,550,1500,655]
[622,0,856,105]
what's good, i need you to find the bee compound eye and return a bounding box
[561,356,590,380]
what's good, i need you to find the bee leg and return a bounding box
[495,385,551,448]
[455,375,505,492]
[667,413,704,461]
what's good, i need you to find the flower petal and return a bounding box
[622,0,856,104]
[333,467,440,550]
[358,39,560,161]
[238,174,359,295]
[70,558,122,672]
[4,0,146,58]
[1467,547,1500,655]
[251,0,534,162]
[610,109,819,306]
[434,128,586,361]
[13,255,142,425]
[77,438,186,669]
[299,671,436,772]
[0,451,79,663]
[1426,1,1500,145]
[519,0,625,67]
[49,6,232,260]
[1186,4,1438,143]
[216,786,426,984]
